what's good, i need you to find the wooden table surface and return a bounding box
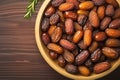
[0,0,119,80]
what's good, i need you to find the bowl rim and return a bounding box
[35,0,120,80]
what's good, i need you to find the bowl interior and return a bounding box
[35,0,120,80]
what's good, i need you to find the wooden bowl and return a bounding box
[35,0,120,80]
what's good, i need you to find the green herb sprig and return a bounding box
[24,0,42,19]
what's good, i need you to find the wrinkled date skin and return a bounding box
[51,27,62,43]
[94,62,111,74]
[105,28,120,38]
[89,41,98,53]
[84,29,92,46]
[97,6,105,20]
[79,1,94,10]
[102,47,119,59]
[91,49,102,62]
[41,33,50,45]
[89,10,99,28]
[94,32,107,41]
[60,39,75,51]
[64,11,77,20]
[105,38,120,47]
[73,30,84,43]
[41,18,50,32]
[100,17,111,30]
[78,66,90,76]
[58,55,66,67]
[65,64,78,74]
[75,50,89,65]
[63,50,74,63]
[45,6,55,17]
[50,13,60,25]
[65,18,74,35]
[49,51,58,59]
[109,19,120,29]
[47,43,63,54]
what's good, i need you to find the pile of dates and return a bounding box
[41,0,120,76]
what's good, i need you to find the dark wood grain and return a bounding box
[0,0,119,80]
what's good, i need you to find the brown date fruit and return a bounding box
[78,14,87,26]
[105,28,120,38]
[58,55,66,67]
[79,1,94,10]
[84,29,92,46]
[52,0,65,7]
[59,3,74,11]
[78,66,90,76]
[65,64,78,74]
[100,17,111,30]
[47,43,63,54]
[63,50,74,63]
[45,6,55,17]
[97,6,105,20]
[94,62,111,74]
[41,0,120,75]
[73,30,84,43]
[49,51,58,59]
[64,11,77,20]
[65,18,74,35]
[41,18,50,32]
[41,33,50,45]
[94,32,107,41]
[102,47,119,59]
[89,10,99,28]
[91,49,102,62]
[75,50,89,65]
[60,39,75,51]
[109,19,120,29]
[105,38,120,47]
[50,13,60,25]
[106,5,115,17]
[51,27,62,43]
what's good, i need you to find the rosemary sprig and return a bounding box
[24,0,40,19]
